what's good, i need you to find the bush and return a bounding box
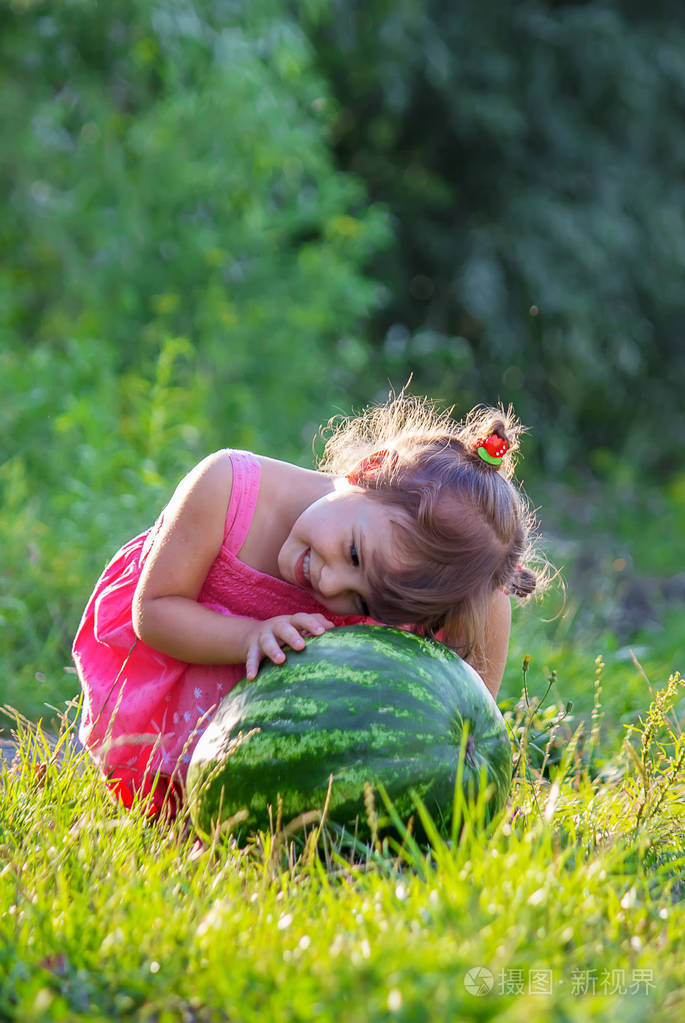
[0,0,390,717]
[307,0,685,471]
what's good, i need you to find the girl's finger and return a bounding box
[293,613,333,633]
[245,646,263,681]
[263,638,287,664]
[248,637,283,676]
[289,614,316,632]
[274,624,306,651]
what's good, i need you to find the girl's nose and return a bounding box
[317,565,337,597]
[318,564,350,598]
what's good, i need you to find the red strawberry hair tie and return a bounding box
[476,433,508,466]
[347,449,393,485]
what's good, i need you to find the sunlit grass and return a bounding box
[1,663,683,1022]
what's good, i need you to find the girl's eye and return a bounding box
[350,542,368,614]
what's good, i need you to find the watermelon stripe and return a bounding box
[188,626,512,841]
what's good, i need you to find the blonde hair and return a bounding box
[318,394,542,657]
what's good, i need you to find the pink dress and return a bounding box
[72,449,372,815]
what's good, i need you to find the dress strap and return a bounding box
[223,449,262,554]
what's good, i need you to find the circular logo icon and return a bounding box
[464,966,494,996]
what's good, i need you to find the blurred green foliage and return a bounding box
[1,0,389,440]
[1,0,683,722]
[0,0,389,716]
[306,0,685,471]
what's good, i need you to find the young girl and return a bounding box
[73,394,540,815]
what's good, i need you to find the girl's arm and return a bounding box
[132,452,332,679]
[467,589,512,701]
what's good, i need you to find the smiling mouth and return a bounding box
[295,547,312,589]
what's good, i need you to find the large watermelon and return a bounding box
[187,625,512,841]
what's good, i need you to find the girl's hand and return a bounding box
[245,614,334,680]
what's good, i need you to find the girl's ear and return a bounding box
[347,449,396,486]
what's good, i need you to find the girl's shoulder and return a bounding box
[178,449,323,524]
[178,449,236,509]
[154,450,236,550]
[252,453,336,510]
[218,448,312,485]
[237,453,333,573]
[250,451,315,485]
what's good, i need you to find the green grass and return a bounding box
[1,657,683,1023]
[2,456,684,1021]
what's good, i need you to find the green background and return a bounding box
[1,0,683,724]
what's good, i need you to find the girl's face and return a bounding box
[277,486,404,618]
